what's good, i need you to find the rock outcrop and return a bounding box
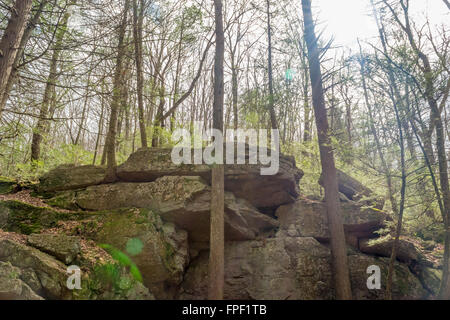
[47,176,279,242]
[179,237,427,300]
[115,146,303,209]
[38,164,106,194]
[275,198,388,242]
[0,147,443,300]
[0,231,154,300]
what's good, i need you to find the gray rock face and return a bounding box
[179,237,333,300]
[68,176,279,242]
[27,234,81,265]
[38,164,106,193]
[346,250,427,300]
[0,239,71,299]
[179,236,427,300]
[275,199,388,242]
[116,147,304,209]
[0,261,43,300]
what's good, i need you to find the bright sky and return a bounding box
[314,0,449,49]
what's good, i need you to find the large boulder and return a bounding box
[50,176,279,242]
[275,199,388,242]
[27,234,81,265]
[319,170,384,209]
[74,208,189,300]
[179,237,333,300]
[178,236,427,300]
[38,164,106,194]
[116,147,304,209]
[359,237,420,263]
[0,238,72,299]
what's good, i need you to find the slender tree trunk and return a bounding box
[385,89,407,300]
[104,0,130,182]
[231,59,238,130]
[0,0,33,114]
[93,90,105,165]
[133,0,148,148]
[266,0,278,130]
[31,5,72,161]
[75,68,92,145]
[301,0,352,300]
[208,0,225,301]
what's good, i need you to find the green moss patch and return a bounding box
[0,200,86,235]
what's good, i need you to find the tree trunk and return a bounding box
[0,0,33,114]
[380,0,450,299]
[133,0,148,148]
[208,0,225,301]
[0,0,48,113]
[104,0,130,182]
[266,0,278,130]
[93,89,106,165]
[31,4,72,161]
[301,0,352,300]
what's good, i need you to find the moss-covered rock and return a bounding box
[0,235,154,300]
[37,164,106,194]
[44,190,79,211]
[0,176,17,195]
[0,200,85,235]
[73,262,155,300]
[68,208,189,299]
[0,238,71,299]
[46,176,278,242]
[27,233,81,265]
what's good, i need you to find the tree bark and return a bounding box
[301,0,352,300]
[133,0,148,148]
[0,0,48,113]
[266,0,278,130]
[0,0,33,114]
[104,0,130,182]
[31,3,72,161]
[208,0,225,301]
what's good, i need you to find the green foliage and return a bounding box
[99,244,143,283]
[9,144,95,181]
[284,139,322,198]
